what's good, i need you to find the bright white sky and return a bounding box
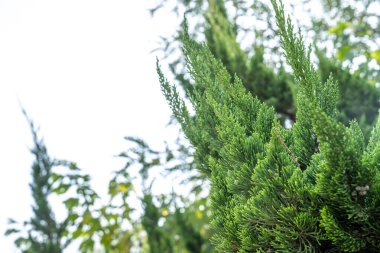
[0,1,179,252]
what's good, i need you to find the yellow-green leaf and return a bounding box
[118,183,128,193]
[195,209,203,219]
[82,209,92,225]
[151,158,160,165]
[53,183,70,195]
[328,22,352,35]
[63,197,79,211]
[370,49,380,64]
[336,45,352,61]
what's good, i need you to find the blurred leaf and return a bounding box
[79,238,94,252]
[328,21,352,35]
[50,173,63,183]
[166,151,174,161]
[72,228,82,239]
[68,213,79,222]
[63,197,79,211]
[370,49,380,64]
[336,45,352,61]
[7,218,17,224]
[200,228,206,236]
[53,183,70,194]
[101,233,112,248]
[118,183,129,193]
[82,209,92,225]
[151,158,160,165]
[14,237,28,247]
[4,228,19,236]
[195,209,203,219]
[354,22,372,37]
[109,180,118,197]
[69,162,80,171]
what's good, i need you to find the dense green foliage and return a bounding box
[188,0,380,131]
[159,0,380,251]
[317,53,380,138]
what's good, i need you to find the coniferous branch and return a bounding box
[159,0,380,251]
[273,127,300,168]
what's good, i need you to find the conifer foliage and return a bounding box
[158,0,380,251]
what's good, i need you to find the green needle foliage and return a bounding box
[317,52,380,139]
[204,0,296,123]
[158,0,380,251]
[163,0,379,135]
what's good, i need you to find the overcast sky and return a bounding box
[0,1,179,252]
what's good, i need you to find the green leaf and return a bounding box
[151,158,160,165]
[370,49,380,64]
[63,197,79,211]
[53,183,71,195]
[50,173,63,184]
[79,239,95,252]
[68,213,79,222]
[166,151,174,161]
[336,45,352,61]
[4,228,19,236]
[68,162,80,170]
[72,229,82,239]
[328,22,352,35]
[101,233,113,247]
[82,209,92,225]
[14,237,28,247]
[118,183,129,193]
